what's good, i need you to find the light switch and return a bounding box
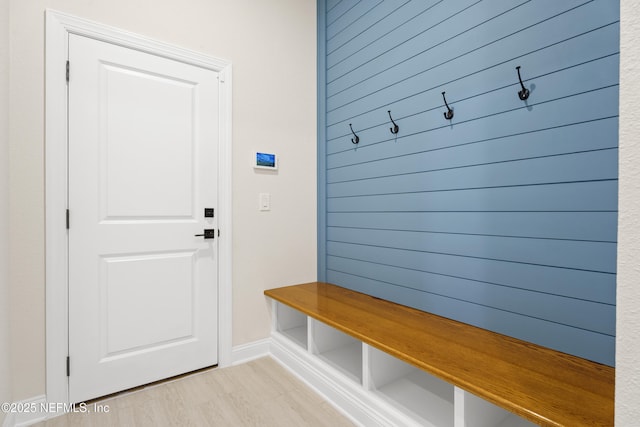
[259,193,271,211]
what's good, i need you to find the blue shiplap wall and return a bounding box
[317,0,619,366]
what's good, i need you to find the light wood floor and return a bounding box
[34,357,355,427]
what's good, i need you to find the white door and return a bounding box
[68,34,219,403]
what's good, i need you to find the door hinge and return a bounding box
[218,229,220,237]
[66,209,70,229]
[66,356,70,377]
[66,61,69,83]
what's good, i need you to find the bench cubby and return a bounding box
[310,318,363,384]
[274,300,307,349]
[366,345,455,427]
[459,390,535,427]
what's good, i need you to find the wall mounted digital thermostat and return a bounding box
[254,152,278,170]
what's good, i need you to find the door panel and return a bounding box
[68,34,219,403]
[100,62,196,219]
[101,251,196,356]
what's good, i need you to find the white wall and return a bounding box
[0,0,13,423]
[616,1,640,424]
[8,0,316,401]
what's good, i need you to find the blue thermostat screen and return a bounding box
[256,152,277,168]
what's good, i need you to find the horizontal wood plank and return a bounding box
[326,227,617,273]
[265,282,614,427]
[327,211,618,242]
[327,180,618,212]
[327,241,616,305]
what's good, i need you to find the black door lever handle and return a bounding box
[195,229,216,239]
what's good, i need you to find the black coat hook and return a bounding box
[516,66,530,100]
[388,110,399,134]
[349,123,360,144]
[442,91,454,120]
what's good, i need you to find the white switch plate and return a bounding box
[259,193,271,211]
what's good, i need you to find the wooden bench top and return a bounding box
[264,282,614,427]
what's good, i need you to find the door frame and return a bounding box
[45,9,233,404]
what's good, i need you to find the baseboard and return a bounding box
[2,395,47,427]
[231,337,271,365]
